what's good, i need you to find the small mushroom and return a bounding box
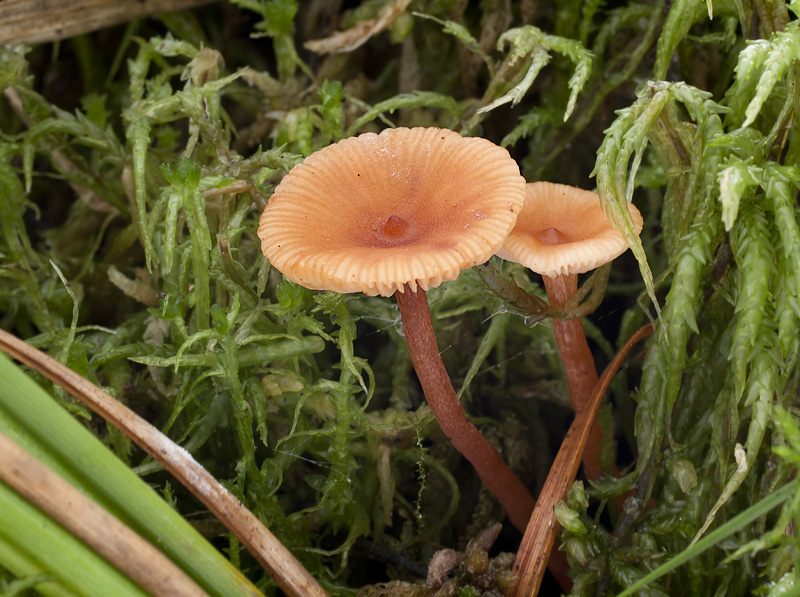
[497,181,643,479]
[258,127,534,531]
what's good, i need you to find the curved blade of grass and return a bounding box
[458,311,510,398]
[345,91,460,137]
[0,430,207,596]
[0,332,327,597]
[412,12,495,77]
[615,479,797,597]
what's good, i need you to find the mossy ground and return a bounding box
[2,1,800,595]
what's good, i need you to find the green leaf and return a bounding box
[742,23,800,128]
[654,0,709,80]
[717,158,761,231]
[458,312,510,398]
[0,481,148,597]
[127,116,156,271]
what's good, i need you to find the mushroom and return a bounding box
[497,181,643,479]
[258,127,535,531]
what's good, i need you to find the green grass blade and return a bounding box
[0,533,76,597]
[0,482,147,597]
[616,480,798,597]
[0,352,263,597]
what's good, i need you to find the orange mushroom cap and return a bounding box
[258,127,526,296]
[497,182,643,277]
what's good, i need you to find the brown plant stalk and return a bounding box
[511,323,654,596]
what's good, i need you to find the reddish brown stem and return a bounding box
[543,274,605,480]
[543,275,598,408]
[395,285,535,532]
[511,324,654,597]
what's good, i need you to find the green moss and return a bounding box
[2,1,800,594]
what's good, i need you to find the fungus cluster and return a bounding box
[257,128,643,533]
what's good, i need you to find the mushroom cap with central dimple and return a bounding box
[497,182,644,277]
[257,127,526,296]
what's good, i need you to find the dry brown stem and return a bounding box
[511,323,654,596]
[0,0,219,45]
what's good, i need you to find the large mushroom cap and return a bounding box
[497,182,643,277]
[258,127,526,296]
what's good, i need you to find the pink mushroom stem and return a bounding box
[542,274,598,407]
[542,273,606,480]
[395,284,535,533]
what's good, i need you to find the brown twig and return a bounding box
[0,328,329,597]
[0,0,219,45]
[0,430,208,596]
[511,323,654,597]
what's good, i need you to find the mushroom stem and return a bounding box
[542,274,598,408]
[542,273,605,480]
[395,284,535,532]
